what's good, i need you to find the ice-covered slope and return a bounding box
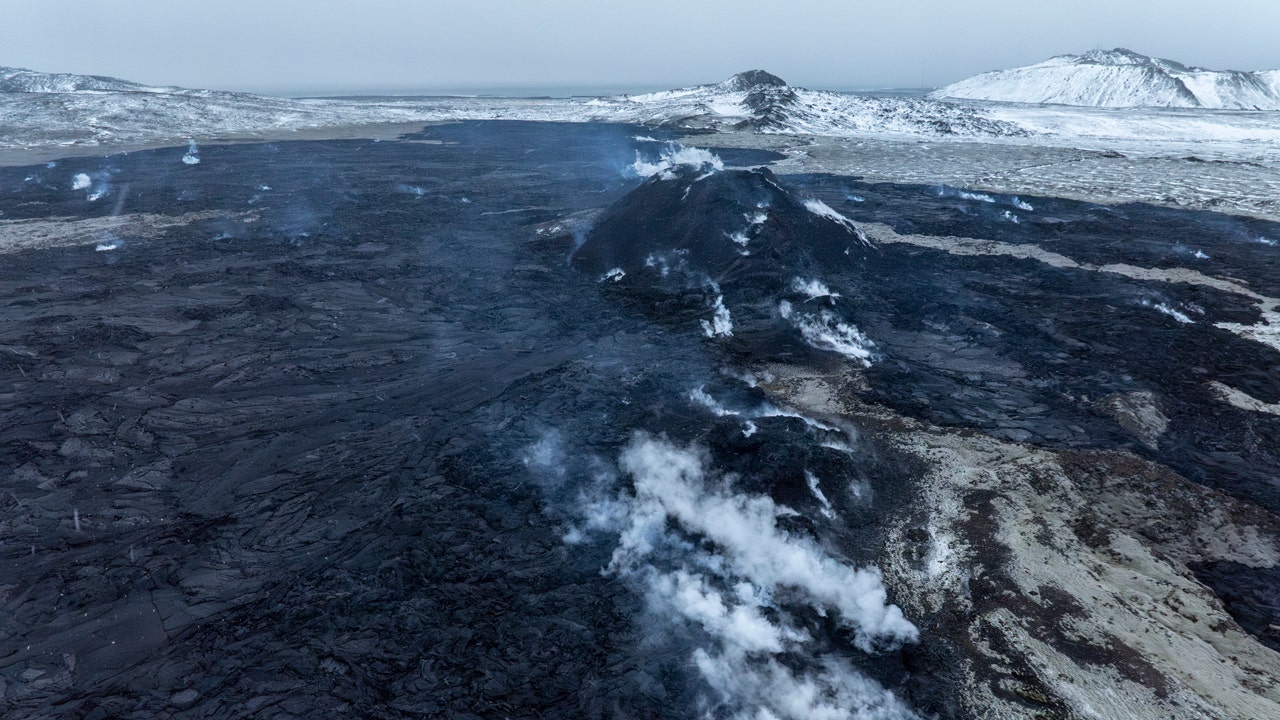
[933,49,1280,110]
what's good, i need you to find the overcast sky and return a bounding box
[3,0,1278,94]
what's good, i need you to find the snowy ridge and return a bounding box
[0,65,253,99]
[620,71,1024,137]
[3,64,1280,158]
[0,67,1022,152]
[0,66,164,93]
[933,49,1280,110]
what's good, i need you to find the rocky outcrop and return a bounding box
[763,363,1280,719]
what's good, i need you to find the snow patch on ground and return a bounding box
[0,210,256,253]
[1208,381,1280,416]
[866,222,1280,354]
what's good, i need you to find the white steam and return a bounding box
[937,186,1034,212]
[182,139,201,165]
[695,651,918,720]
[938,187,998,204]
[72,171,112,201]
[522,431,569,483]
[689,387,737,417]
[779,301,876,366]
[594,435,918,719]
[631,144,724,180]
[791,278,840,302]
[701,295,735,337]
[643,251,688,279]
[1144,300,1194,324]
[802,199,872,246]
[805,471,836,520]
[647,569,803,654]
[688,385,840,433]
[614,436,917,648]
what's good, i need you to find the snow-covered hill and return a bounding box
[0,66,184,94]
[932,49,1280,110]
[2,64,1280,161]
[614,70,1023,136]
[0,66,1023,151]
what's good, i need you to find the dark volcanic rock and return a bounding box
[708,70,801,130]
[0,124,720,719]
[717,70,788,92]
[1192,561,1280,653]
[3,120,1280,720]
[573,166,872,358]
[574,167,860,280]
[739,84,802,131]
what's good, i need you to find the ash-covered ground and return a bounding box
[1,122,1278,719]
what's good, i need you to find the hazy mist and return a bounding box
[3,0,1278,94]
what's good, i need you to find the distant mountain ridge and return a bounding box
[621,70,1021,136]
[932,49,1280,110]
[0,66,263,98]
[0,66,172,93]
[0,63,1026,152]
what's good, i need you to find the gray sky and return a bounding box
[3,0,1278,94]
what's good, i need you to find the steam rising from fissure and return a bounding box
[566,433,919,719]
[631,143,725,180]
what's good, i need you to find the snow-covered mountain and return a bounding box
[3,64,1280,158]
[0,65,1023,151]
[0,66,188,94]
[932,49,1280,110]
[615,70,1023,136]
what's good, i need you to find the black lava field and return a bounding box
[0,122,1277,719]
